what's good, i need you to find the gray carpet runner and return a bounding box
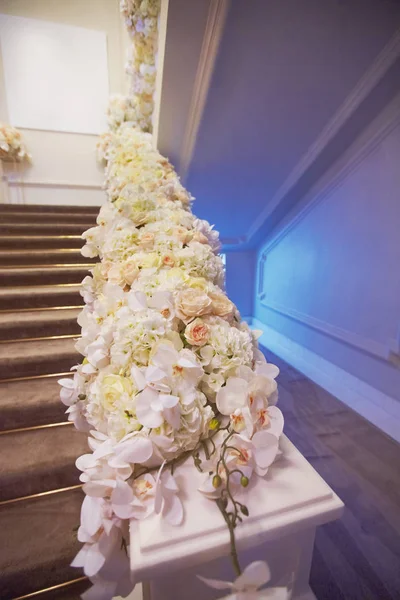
[0,204,98,599]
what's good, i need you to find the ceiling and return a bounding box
[157,0,400,248]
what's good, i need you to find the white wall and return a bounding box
[254,94,400,440]
[0,0,129,206]
[224,250,255,319]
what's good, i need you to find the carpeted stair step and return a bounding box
[0,222,91,235]
[0,284,82,310]
[0,375,70,430]
[0,337,81,379]
[0,265,92,286]
[0,249,96,266]
[0,235,84,250]
[0,307,81,340]
[24,579,91,600]
[0,203,100,214]
[0,487,83,599]
[0,424,87,501]
[0,211,97,225]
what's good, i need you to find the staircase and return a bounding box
[0,204,99,600]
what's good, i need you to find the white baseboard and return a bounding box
[250,318,400,443]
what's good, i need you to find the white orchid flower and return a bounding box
[80,275,95,306]
[72,496,122,578]
[81,226,101,258]
[109,433,154,468]
[228,431,279,477]
[127,290,176,323]
[154,461,183,526]
[198,560,289,600]
[86,333,112,370]
[151,341,204,394]
[65,401,89,431]
[131,363,181,429]
[58,374,80,406]
[108,461,183,525]
[217,369,283,438]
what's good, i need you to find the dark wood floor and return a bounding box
[261,347,400,600]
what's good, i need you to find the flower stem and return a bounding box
[216,498,242,577]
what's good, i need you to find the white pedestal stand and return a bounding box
[128,437,344,600]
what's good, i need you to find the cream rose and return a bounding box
[191,231,208,244]
[139,231,155,249]
[121,259,139,286]
[174,226,190,244]
[100,374,133,411]
[108,264,121,285]
[162,253,175,267]
[175,288,212,321]
[209,292,234,318]
[184,318,210,346]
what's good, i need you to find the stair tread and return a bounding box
[21,579,90,600]
[0,265,91,274]
[0,283,82,299]
[0,265,92,287]
[0,284,82,311]
[0,223,90,232]
[0,375,71,430]
[0,424,87,501]
[0,337,79,361]
[0,250,95,267]
[0,307,81,325]
[0,248,85,256]
[0,203,100,213]
[0,488,84,599]
[0,234,82,240]
[0,211,96,219]
[0,337,81,379]
[0,235,84,250]
[0,307,81,339]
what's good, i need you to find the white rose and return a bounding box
[175,288,212,321]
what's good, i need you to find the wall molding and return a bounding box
[259,298,392,363]
[179,0,230,181]
[258,97,400,258]
[251,318,400,443]
[246,27,400,244]
[255,97,400,363]
[152,0,170,147]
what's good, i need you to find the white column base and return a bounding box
[126,437,343,600]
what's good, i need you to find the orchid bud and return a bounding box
[241,505,249,516]
[212,475,222,488]
[209,418,220,431]
[240,475,249,488]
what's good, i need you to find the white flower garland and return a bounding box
[60,2,287,599]
[0,123,31,162]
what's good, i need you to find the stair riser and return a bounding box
[0,252,96,266]
[1,397,67,431]
[0,203,100,214]
[0,421,88,501]
[0,212,96,224]
[0,290,82,311]
[0,271,89,286]
[0,351,81,379]
[0,224,90,235]
[0,376,71,431]
[0,237,84,250]
[0,488,84,600]
[0,320,81,340]
[0,454,81,502]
